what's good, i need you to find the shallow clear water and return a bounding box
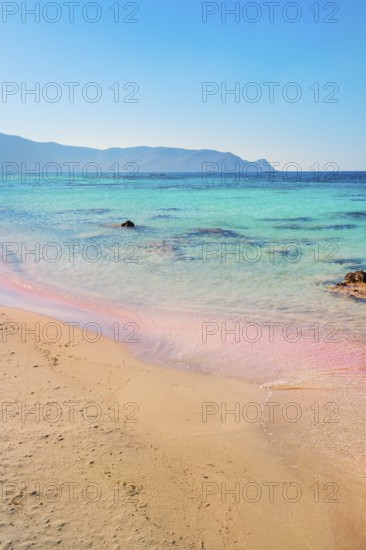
[1,172,366,382]
[1,171,366,478]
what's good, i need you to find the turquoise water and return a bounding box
[2,171,365,482]
[1,172,366,381]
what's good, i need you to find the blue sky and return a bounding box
[0,0,365,169]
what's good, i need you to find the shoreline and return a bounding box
[0,305,365,548]
[1,271,366,386]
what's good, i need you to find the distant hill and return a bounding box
[0,132,273,173]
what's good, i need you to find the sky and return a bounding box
[0,0,365,170]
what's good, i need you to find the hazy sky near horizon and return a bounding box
[0,0,365,169]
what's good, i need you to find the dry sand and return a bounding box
[0,306,364,549]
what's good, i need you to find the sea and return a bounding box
[1,170,365,473]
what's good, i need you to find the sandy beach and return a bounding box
[2,0,365,545]
[0,306,364,549]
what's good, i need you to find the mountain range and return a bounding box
[0,132,272,173]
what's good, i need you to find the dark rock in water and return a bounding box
[331,270,366,299]
[342,270,366,285]
[121,220,135,227]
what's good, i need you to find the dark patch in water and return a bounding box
[273,224,306,230]
[326,258,365,267]
[262,217,313,222]
[342,211,366,219]
[88,208,113,214]
[327,258,362,265]
[57,208,113,215]
[157,208,182,212]
[189,228,244,238]
[143,239,184,260]
[274,223,356,231]
[150,214,173,220]
[310,224,357,230]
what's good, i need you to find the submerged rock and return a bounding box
[121,220,135,227]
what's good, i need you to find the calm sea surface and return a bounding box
[0,171,365,380]
[1,171,366,475]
